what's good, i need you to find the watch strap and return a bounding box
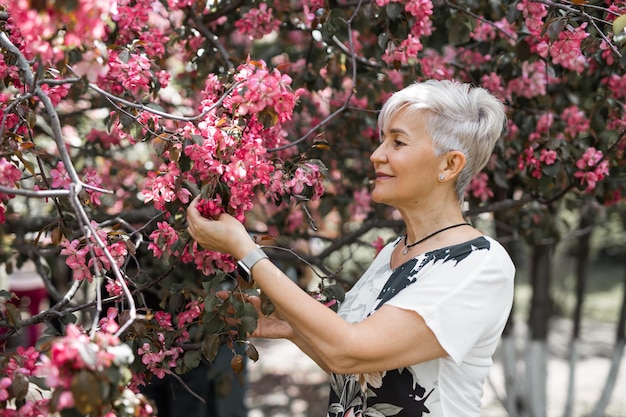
[237,245,268,281]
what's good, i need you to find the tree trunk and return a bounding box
[563,205,595,417]
[588,249,626,417]
[526,242,554,417]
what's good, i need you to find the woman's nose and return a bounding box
[370,142,385,164]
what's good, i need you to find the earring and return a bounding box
[438,174,445,181]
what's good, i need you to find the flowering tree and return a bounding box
[1,0,625,416]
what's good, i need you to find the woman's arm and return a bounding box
[187,198,447,374]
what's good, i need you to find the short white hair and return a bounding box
[378,79,506,202]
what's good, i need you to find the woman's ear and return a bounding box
[439,150,466,181]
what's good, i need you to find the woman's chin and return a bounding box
[370,192,387,205]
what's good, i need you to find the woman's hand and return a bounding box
[247,296,294,340]
[186,195,255,259]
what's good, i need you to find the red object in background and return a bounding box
[3,261,48,347]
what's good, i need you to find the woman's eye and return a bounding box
[393,140,405,147]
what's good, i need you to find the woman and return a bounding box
[186,79,515,416]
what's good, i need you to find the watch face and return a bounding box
[236,263,252,282]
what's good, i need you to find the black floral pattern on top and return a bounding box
[374,237,489,311]
[327,237,490,417]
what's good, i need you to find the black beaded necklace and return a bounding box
[402,222,469,255]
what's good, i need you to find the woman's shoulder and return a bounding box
[422,235,515,276]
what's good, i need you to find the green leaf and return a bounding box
[245,343,259,362]
[201,334,221,362]
[203,294,220,312]
[546,18,567,41]
[5,303,22,328]
[493,170,509,190]
[541,161,562,177]
[71,370,102,415]
[378,32,389,50]
[258,107,279,128]
[446,16,471,46]
[260,293,275,316]
[11,372,29,402]
[129,121,143,141]
[201,272,226,293]
[202,311,225,334]
[238,316,258,339]
[59,405,84,417]
[386,3,404,20]
[324,284,346,304]
[183,350,201,369]
[145,102,166,113]
[613,14,626,35]
[243,301,258,319]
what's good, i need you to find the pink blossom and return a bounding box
[148,221,180,258]
[561,106,589,138]
[105,279,123,297]
[466,172,494,201]
[518,147,542,179]
[57,390,75,410]
[372,237,385,256]
[550,23,589,73]
[517,0,548,37]
[235,3,281,40]
[0,157,22,186]
[0,158,21,218]
[286,208,305,234]
[574,147,610,192]
[61,239,93,282]
[302,0,325,26]
[539,149,558,165]
[471,21,497,42]
[480,72,508,102]
[604,74,626,100]
[155,311,174,330]
[142,162,190,210]
[40,82,70,107]
[508,61,557,99]
[382,35,424,65]
[50,161,72,189]
[0,377,11,401]
[86,128,121,149]
[177,300,202,326]
[599,39,615,65]
[99,307,121,334]
[350,188,373,221]
[83,167,104,206]
[419,48,454,80]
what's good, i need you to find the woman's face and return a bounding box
[369,109,443,208]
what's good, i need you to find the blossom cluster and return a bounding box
[49,162,104,207]
[377,0,434,65]
[4,0,112,65]
[60,221,128,283]
[0,319,155,417]
[574,147,610,192]
[136,311,185,379]
[466,172,494,201]
[99,50,171,98]
[235,3,281,40]
[140,59,319,275]
[0,157,21,224]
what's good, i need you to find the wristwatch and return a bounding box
[236,245,268,282]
